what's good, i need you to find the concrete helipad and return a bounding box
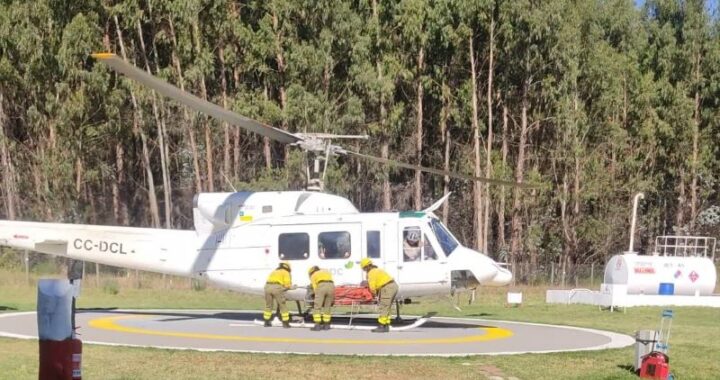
[0,309,634,356]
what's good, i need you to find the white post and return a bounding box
[24,250,30,285]
[628,192,645,253]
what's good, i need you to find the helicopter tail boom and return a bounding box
[0,220,197,277]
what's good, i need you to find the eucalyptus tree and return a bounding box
[425,0,464,224]
[349,0,406,211]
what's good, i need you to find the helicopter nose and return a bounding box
[487,264,513,286]
[447,247,499,283]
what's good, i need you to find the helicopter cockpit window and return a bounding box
[278,233,309,260]
[318,231,351,259]
[423,235,437,260]
[403,227,422,262]
[403,227,438,262]
[367,231,381,259]
[224,206,234,224]
[429,218,459,256]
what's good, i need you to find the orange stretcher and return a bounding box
[333,285,377,324]
[297,285,377,325]
[333,285,375,305]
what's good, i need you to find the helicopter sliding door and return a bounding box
[362,222,399,280]
[396,219,450,297]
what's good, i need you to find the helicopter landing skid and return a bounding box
[252,312,436,331]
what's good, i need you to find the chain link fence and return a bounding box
[513,260,720,289]
[510,262,604,288]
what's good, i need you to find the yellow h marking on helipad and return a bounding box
[89,315,513,345]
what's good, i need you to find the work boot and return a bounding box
[371,324,389,333]
[282,321,291,328]
[310,323,323,331]
[263,320,272,327]
[323,322,331,330]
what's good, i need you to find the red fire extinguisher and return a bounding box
[38,338,81,380]
[71,338,82,380]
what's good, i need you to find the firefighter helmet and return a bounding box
[279,261,291,272]
[360,258,373,269]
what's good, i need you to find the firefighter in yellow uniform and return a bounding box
[308,266,335,331]
[360,258,398,333]
[264,261,293,328]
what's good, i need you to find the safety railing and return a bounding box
[652,236,716,259]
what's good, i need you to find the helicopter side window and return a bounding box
[367,231,381,259]
[403,227,422,262]
[318,231,351,259]
[278,233,309,260]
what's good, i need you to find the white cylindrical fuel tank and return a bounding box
[604,254,717,296]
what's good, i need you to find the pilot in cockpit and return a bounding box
[403,229,421,261]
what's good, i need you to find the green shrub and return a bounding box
[191,278,206,292]
[0,249,22,270]
[102,279,120,295]
[33,260,59,275]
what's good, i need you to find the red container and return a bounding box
[39,338,82,380]
[639,351,669,379]
[71,338,82,380]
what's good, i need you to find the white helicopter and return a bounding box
[0,53,515,306]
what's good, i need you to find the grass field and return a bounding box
[1,269,719,380]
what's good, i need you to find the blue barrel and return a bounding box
[658,283,675,295]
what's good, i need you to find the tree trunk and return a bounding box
[75,156,83,196]
[690,51,701,230]
[104,31,126,226]
[112,143,128,225]
[414,46,424,210]
[31,164,44,217]
[568,89,581,269]
[675,172,686,230]
[147,2,173,226]
[139,129,161,228]
[440,82,451,224]
[137,19,172,228]
[0,91,17,220]
[469,35,484,251]
[114,15,161,228]
[219,44,232,186]
[168,18,203,194]
[483,14,495,254]
[497,103,508,255]
[382,142,391,210]
[87,185,97,224]
[262,84,272,169]
[191,18,214,192]
[373,0,391,212]
[233,68,242,177]
[510,77,530,281]
[271,10,289,166]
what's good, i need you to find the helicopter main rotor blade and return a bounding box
[91,53,301,145]
[345,150,532,188]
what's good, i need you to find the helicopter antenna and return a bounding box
[222,172,238,192]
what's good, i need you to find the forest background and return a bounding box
[1,0,719,283]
